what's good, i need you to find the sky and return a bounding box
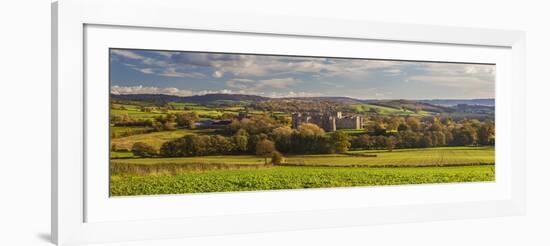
[110,48,495,100]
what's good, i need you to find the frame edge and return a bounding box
[53,0,528,244]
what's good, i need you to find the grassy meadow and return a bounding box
[111,128,216,151]
[111,147,494,167]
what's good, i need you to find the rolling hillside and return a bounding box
[111,93,494,116]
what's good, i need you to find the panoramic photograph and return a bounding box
[109,48,495,196]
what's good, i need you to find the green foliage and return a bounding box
[477,122,495,145]
[111,126,153,139]
[232,129,249,152]
[110,129,209,151]
[287,123,329,154]
[271,151,284,165]
[175,112,199,129]
[329,130,351,153]
[228,114,280,135]
[160,134,235,157]
[110,165,495,196]
[406,117,421,131]
[353,134,372,149]
[270,126,293,153]
[131,142,157,157]
[296,123,325,136]
[385,136,396,152]
[110,151,135,159]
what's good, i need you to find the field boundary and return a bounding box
[110,162,273,175]
[111,160,495,176]
[278,162,495,168]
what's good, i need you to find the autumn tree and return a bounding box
[477,122,495,145]
[256,139,276,164]
[271,126,293,153]
[353,134,373,149]
[406,117,421,132]
[329,130,351,153]
[175,112,199,129]
[385,136,397,152]
[232,129,249,152]
[291,123,328,154]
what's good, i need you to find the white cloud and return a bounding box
[258,77,300,89]
[226,77,300,90]
[111,85,194,97]
[111,50,145,60]
[111,49,495,99]
[383,68,402,75]
[112,49,409,83]
[111,85,258,97]
[113,49,205,78]
[212,70,224,78]
[110,85,322,98]
[408,75,492,88]
[267,91,323,98]
[158,67,206,78]
[408,63,495,91]
[184,54,403,80]
[153,51,174,57]
[135,68,155,74]
[226,78,254,89]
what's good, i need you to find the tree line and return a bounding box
[130,113,494,160]
[111,111,200,131]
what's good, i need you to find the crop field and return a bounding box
[109,147,495,196]
[110,165,495,196]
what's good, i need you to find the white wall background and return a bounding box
[0,0,547,245]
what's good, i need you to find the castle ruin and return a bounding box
[291,111,363,132]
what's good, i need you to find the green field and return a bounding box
[110,129,216,151]
[111,147,494,167]
[351,103,433,116]
[110,147,495,196]
[291,147,494,167]
[110,108,163,120]
[111,126,153,138]
[111,102,244,120]
[110,165,494,196]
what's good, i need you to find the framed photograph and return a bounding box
[52,0,526,245]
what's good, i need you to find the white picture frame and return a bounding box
[52,0,526,245]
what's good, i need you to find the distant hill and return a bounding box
[111,93,494,111]
[365,99,455,114]
[111,93,268,105]
[280,96,363,104]
[418,99,495,107]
